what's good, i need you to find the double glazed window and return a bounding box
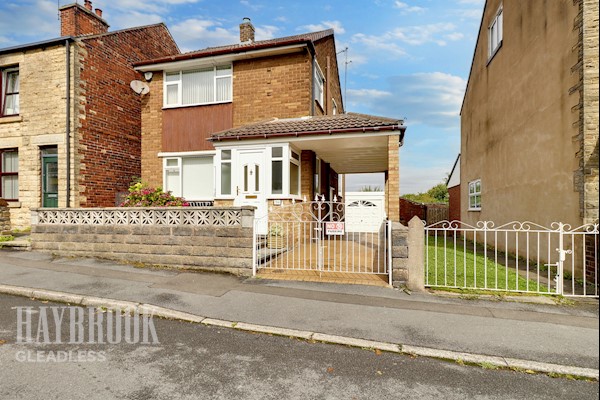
[0,149,18,200]
[1,67,19,116]
[271,147,300,196]
[164,65,232,107]
[313,62,325,107]
[163,156,214,200]
[488,6,503,58]
[468,179,481,211]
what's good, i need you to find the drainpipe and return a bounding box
[310,49,315,116]
[65,39,71,208]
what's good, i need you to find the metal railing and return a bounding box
[424,220,599,297]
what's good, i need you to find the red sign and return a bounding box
[325,222,345,235]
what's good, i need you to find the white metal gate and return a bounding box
[424,220,599,297]
[253,197,391,281]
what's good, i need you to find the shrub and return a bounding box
[120,181,189,207]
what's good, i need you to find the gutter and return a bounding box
[208,124,406,142]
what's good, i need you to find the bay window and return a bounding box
[271,147,283,194]
[164,64,232,107]
[290,150,300,195]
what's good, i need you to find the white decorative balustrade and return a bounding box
[33,207,245,227]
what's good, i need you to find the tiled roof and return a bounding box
[135,29,333,66]
[209,113,404,141]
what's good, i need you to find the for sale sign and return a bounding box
[325,222,345,235]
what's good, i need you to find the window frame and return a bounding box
[162,154,215,200]
[163,64,233,109]
[0,148,19,201]
[1,66,20,117]
[313,61,325,108]
[468,179,482,211]
[488,5,503,61]
[289,148,300,196]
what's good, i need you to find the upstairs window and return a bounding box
[1,67,19,116]
[0,149,18,200]
[164,65,232,107]
[488,6,503,59]
[468,179,481,211]
[313,62,324,107]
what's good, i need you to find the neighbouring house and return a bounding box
[0,0,179,228]
[446,153,460,222]
[460,0,598,229]
[135,21,349,208]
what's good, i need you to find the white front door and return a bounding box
[234,150,268,233]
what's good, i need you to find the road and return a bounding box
[0,294,597,400]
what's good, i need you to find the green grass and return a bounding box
[425,236,549,293]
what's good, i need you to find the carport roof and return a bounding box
[209,113,405,142]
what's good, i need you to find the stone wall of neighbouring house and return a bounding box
[29,207,255,274]
[0,200,11,235]
[0,44,72,229]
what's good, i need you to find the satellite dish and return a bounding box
[130,80,150,95]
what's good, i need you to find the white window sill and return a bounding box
[468,208,481,212]
[163,100,232,110]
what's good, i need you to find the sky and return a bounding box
[0,0,484,194]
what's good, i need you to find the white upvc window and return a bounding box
[218,149,233,196]
[164,64,232,108]
[289,149,300,196]
[332,98,338,115]
[488,5,503,59]
[313,61,325,107]
[468,179,481,211]
[163,155,215,200]
[271,147,284,195]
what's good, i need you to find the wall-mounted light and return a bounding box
[144,71,153,82]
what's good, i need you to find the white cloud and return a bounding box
[239,0,263,12]
[109,10,164,31]
[351,33,407,57]
[255,25,280,41]
[298,20,345,34]
[170,19,238,52]
[394,1,426,13]
[457,0,484,4]
[347,72,466,129]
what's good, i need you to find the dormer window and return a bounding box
[164,64,232,108]
[1,67,19,116]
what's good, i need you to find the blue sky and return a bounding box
[0,0,484,194]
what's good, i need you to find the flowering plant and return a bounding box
[120,181,189,207]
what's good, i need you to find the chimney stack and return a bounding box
[59,1,109,37]
[239,17,255,43]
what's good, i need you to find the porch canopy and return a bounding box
[209,113,406,221]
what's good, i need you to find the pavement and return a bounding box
[0,248,598,379]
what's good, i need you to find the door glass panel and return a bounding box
[255,164,259,191]
[46,161,58,193]
[221,163,231,195]
[243,165,248,192]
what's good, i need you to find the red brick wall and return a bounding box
[60,3,109,37]
[78,25,179,207]
[448,185,461,222]
[399,198,426,225]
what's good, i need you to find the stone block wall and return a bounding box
[391,217,424,291]
[0,200,11,235]
[30,207,255,274]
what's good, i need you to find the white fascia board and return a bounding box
[136,44,307,73]
[210,130,402,147]
[158,150,216,157]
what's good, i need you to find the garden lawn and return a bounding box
[425,236,550,293]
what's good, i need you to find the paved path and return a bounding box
[0,249,597,374]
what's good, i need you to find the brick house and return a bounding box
[0,0,179,228]
[135,19,405,229]
[460,0,598,229]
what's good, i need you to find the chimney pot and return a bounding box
[95,8,102,17]
[84,0,93,11]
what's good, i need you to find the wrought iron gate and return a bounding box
[253,197,390,281]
